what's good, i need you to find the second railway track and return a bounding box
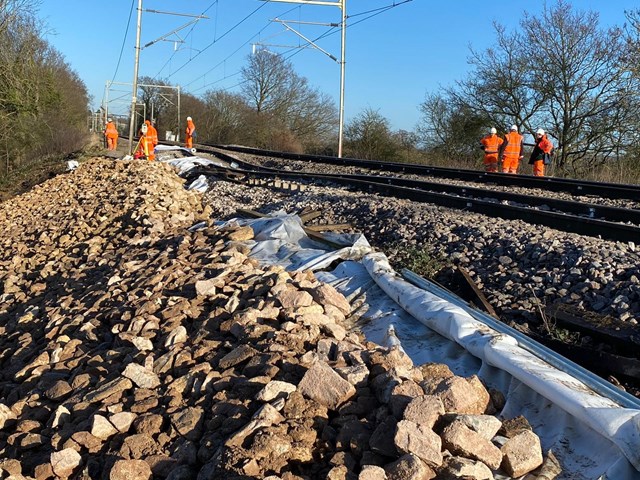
[182,143,640,243]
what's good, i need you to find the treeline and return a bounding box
[0,0,90,178]
[141,2,640,183]
[419,1,640,181]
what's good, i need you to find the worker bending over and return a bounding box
[104,119,119,150]
[480,127,503,173]
[135,122,156,161]
[185,116,196,149]
[502,125,524,174]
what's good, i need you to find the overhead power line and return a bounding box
[109,0,136,85]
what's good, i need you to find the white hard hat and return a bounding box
[510,125,518,131]
[490,127,497,134]
[187,116,192,121]
[536,128,545,136]
[107,118,113,122]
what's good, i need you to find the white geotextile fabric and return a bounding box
[154,145,225,184]
[218,211,640,479]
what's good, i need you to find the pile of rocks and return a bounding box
[0,158,556,479]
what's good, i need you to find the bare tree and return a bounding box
[428,1,640,174]
[201,90,252,145]
[520,1,640,173]
[240,49,337,150]
[0,0,89,175]
[344,108,399,161]
[418,92,487,161]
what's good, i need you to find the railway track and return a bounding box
[149,142,640,392]
[182,143,640,243]
[209,143,640,201]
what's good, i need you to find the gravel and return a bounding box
[201,173,640,325]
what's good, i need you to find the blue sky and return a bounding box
[39,0,638,132]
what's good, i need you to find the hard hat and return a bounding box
[536,128,545,136]
[187,116,192,121]
[510,125,518,131]
[490,127,497,134]
[107,118,113,122]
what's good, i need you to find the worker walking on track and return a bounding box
[502,125,524,174]
[529,128,554,177]
[480,127,504,173]
[185,116,196,149]
[104,118,119,150]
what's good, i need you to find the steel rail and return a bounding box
[402,269,640,410]
[208,143,640,201]
[190,164,640,243]
[194,145,640,225]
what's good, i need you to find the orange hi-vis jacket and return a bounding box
[186,119,195,137]
[105,122,118,139]
[480,134,503,160]
[145,120,158,148]
[502,131,523,160]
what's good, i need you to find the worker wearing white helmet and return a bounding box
[185,116,196,149]
[502,124,524,174]
[480,127,504,173]
[528,128,554,177]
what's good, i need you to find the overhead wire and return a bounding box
[185,4,302,92]
[109,0,136,84]
[144,0,414,98]
[189,0,413,96]
[151,0,219,80]
[164,2,270,81]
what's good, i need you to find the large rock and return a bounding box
[51,448,82,478]
[110,459,153,480]
[123,363,161,389]
[501,430,544,477]
[393,420,442,468]
[441,421,502,470]
[384,453,436,480]
[297,361,356,410]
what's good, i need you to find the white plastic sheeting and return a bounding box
[219,213,640,480]
[154,145,225,186]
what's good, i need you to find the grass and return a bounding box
[393,245,446,279]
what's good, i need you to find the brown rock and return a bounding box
[50,448,82,478]
[441,421,502,470]
[133,413,164,435]
[309,283,351,315]
[394,420,442,468]
[402,395,444,429]
[501,430,544,477]
[440,456,494,480]
[434,376,489,414]
[45,380,73,401]
[499,415,532,438]
[297,361,356,410]
[170,407,204,441]
[359,465,387,480]
[218,344,258,370]
[110,459,152,480]
[384,453,436,480]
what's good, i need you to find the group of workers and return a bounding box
[102,116,197,161]
[480,125,554,177]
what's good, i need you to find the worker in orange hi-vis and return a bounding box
[145,119,158,160]
[104,118,119,150]
[502,125,524,174]
[528,128,554,177]
[134,122,155,161]
[185,116,196,149]
[480,127,504,173]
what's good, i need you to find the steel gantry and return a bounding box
[259,0,347,158]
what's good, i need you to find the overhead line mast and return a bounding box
[260,0,347,158]
[126,1,207,155]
